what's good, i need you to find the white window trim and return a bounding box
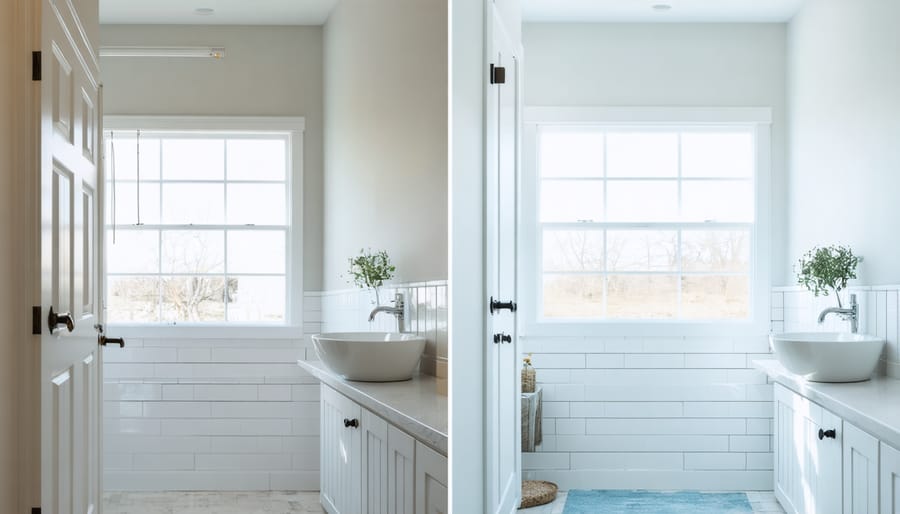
[519,106,772,338]
[102,115,305,336]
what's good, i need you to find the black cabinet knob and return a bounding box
[343,418,359,429]
[493,333,512,344]
[818,428,837,440]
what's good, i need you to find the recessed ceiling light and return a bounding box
[652,3,672,11]
[194,7,215,15]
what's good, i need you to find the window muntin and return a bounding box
[104,132,291,324]
[537,125,756,321]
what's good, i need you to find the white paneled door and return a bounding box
[485,5,522,513]
[39,0,104,513]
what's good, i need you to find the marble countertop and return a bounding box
[754,359,900,450]
[297,360,448,455]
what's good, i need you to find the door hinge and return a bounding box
[32,51,41,81]
[32,306,41,335]
[490,64,506,85]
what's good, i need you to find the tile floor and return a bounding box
[519,491,787,513]
[102,491,325,514]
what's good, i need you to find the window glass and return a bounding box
[104,131,291,324]
[536,125,755,321]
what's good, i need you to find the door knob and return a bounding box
[48,306,75,333]
[99,336,125,348]
[818,428,837,440]
[489,297,517,314]
[343,418,359,428]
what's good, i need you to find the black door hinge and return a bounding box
[32,51,41,81]
[490,64,506,85]
[32,306,41,335]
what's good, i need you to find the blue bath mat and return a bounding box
[563,490,753,513]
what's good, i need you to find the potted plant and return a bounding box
[347,248,396,305]
[796,244,860,308]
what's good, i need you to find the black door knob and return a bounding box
[48,306,75,333]
[489,297,517,314]
[818,428,837,440]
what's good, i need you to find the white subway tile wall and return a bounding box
[522,285,900,491]
[103,283,447,491]
[521,332,774,491]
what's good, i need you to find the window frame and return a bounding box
[520,107,772,337]
[102,115,305,335]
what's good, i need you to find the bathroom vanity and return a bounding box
[298,360,448,514]
[756,360,900,514]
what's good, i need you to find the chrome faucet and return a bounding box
[817,293,859,333]
[368,292,405,332]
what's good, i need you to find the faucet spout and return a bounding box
[817,293,859,333]
[368,292,406,332]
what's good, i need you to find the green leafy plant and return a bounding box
[347,249,396,304]
[796,245,860,308]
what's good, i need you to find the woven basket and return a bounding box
[520,480,558,509]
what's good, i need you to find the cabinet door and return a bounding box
[362,408,389,514]
[774,384,842,514]
[844,422,879,514]
[388,425,416,514]
[321,385,362,514]
[415,442,448,514]
[882,442,900,514]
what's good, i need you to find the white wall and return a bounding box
[521,23,787,491]
[523,23,789,282]
[786,0,900,285]
[0,0,19,509]
[322,0,448,290]
[100,25,325,290]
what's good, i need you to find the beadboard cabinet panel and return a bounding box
[844,422,879,514]
[389,425,416,514]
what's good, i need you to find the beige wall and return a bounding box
[100,25,326,290]
[0,0,19,510]
[322,0,448,290]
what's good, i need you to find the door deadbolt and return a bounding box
[493,333,512,344]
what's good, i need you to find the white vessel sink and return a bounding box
[312,332,426,382]
[771,332,884,383]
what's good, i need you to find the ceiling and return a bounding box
[522,0,806,23]
[99,0,339,25]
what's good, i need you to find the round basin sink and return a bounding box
[312,332,426,382]
[771,332,884,383]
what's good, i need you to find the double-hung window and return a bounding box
[103,117,304,326]
[523,107,771,333]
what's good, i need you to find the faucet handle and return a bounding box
[392,292,404,306]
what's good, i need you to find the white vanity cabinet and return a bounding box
[319,384,448,514]
[881,443,900,513]
[844,422,879,514]
[774,383,900,514]
[774,384,842,514]
[321,385,363,514]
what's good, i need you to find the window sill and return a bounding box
[107,324,307,340]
